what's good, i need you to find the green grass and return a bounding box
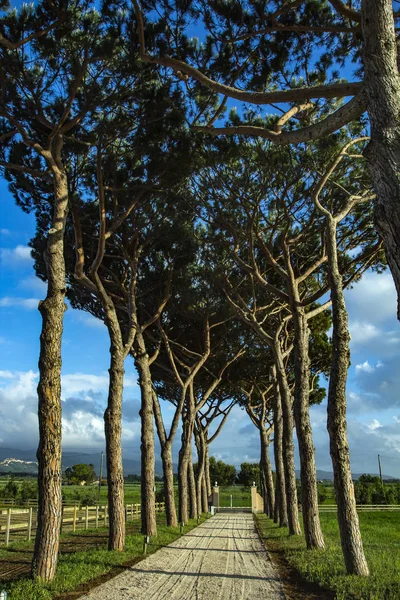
[256,511,400,600]
[61,482,148,505]
[0,514,209,600]
[0,482,167,507]
[219,485,251,508]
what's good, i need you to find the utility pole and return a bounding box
[98,451,104,503]
[378,454,383,489]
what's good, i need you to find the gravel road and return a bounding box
[79,513,286,600]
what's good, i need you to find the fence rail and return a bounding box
[0,502,165,546]
[319,504,400,512]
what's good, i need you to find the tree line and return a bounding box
[0,0,397,584]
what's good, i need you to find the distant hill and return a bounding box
[0,458,38,474]
[0,448,164,476]
[0,448,394,480]
[296,469,396,481]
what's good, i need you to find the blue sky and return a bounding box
[2,174,400,477]
[1,0,400,477]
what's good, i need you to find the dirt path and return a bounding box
[79,513,285,600]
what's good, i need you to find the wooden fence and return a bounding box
[319,504,400,512]
[0,502,165,546]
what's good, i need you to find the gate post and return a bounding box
[212,483,219,512]
[251,483,264,513]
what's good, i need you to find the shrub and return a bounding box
[0,477,18,499]
[19,480,38,501]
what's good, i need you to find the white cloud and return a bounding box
[355,360,374,373]
[0,245,32,264]
[346,271,397,325]
[62,372,137,398]
[0,370,15,379]
[0,297,40,310]
[19,276,47,293]
[349,322,380,347]
[355,360,383,374]
[368,419,381,430]
[74,312,105,329]
[0,369,140,450]
[0,229,11,236]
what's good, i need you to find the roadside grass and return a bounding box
[0,514,209,600]
[256,511,400,600]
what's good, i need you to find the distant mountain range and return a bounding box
[298,469,396,481]
[0,448,395,480]
[0,447,164,476]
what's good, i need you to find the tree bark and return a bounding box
[273,345,301,535]
[188,455,198,519]
[362,0,400,318]
[325,221,369,575]
[135,330,157,536]
[292,307,325,549]
[32,166,68,581]
[92,279,126,552]
[272,370,288,527]
[104,348,125,550]
[161,444,178,527]
[178,415,190,524]
[194,427,206,515]
[153,391,178,527]
[260,428,275,517]
[201,474,208,513]
[259,462,268,514]
[178,387,196,523]
[205,443,211,497]
[178,445,189,523]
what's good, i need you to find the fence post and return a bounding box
[96,505,99,528]
[5,508,11,547]
[85,506,89,529]
[104,504,107,526]
[135,504,139,519]
[27,506,33,541]
[73,504,77,532]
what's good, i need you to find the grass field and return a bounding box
[256,511,400,600]
[219,485,251,507]
[0,514,209,600]
[0,480,254,508]
[0,481,162,507]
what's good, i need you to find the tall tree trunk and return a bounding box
[362,0,400,318]
[273,346,301,535]
[104,348,125,550]
[201,475,208,513]
[272,370,288,527]
[135,331,157,536]
[260,429,275,517]
[178,390,196,523]
[195,428,206,516]
[188,455,198,519]
[32,166,68,581]
[205,443,211,496]
[161,443,178,527]
[92,288,127,552]
[292,308,325,549]
[325,221,369,575]
[259,462,268,515]
[178,417,190,524]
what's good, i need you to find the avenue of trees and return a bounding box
[0,0,396,584]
